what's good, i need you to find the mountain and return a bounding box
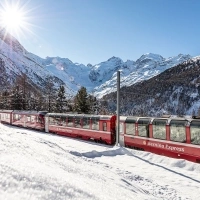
[0,28,192,100]
[103,56,200,116]
[41,53,191,98]
[0,28,66,94]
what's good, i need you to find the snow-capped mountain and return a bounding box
[0,28,191,98]
[0,28,65,93]
[103,56,200,116]
[42,53,191,98]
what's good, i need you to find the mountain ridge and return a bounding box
[0,30,192,100]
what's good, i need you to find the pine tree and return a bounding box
[87,94,99,114]
[44,76,56,112]
[15,73,28,110]
[10,85,23,110]
[0,90,10,109]
[73,87,90,113]
[55,85,67,113]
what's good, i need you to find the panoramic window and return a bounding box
[92,118,99,130]
[190,123,200,145]
[49,116,56,125]
[125,123,135,135]
[137,119,150,137]
[74,118,81,128]
[152,120,166,140]
[60,116,66,126]
[67,117,74,127]
[82,117,90,129]
[170,121,186,142]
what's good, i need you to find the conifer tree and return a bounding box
[0,90,10,109]
[10,85,23,110]
[56,85,67,113]
[73,87,90,113]
[87,94,99,114]
[44,76,56,112]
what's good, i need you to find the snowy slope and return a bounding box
[0,29,65,92]
[0,123,200,200]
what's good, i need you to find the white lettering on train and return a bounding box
[147,142,184,152]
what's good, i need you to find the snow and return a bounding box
[0,123,200,200]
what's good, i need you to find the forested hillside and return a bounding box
[104,57,200,116]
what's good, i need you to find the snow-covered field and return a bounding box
[0,123,200,200]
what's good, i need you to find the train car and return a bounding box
[0,110,13,124]
[12,110,47,131]
[45,113,116,144]
[119,116,200,163]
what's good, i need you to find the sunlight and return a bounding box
[0,1,32,37]
[1,6,24,31]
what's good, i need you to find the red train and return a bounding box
[0,110,200,163]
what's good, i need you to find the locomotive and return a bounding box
[0,110,200,163]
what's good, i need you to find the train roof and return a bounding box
[12,110,48,115]
[0,110,13,113]
[46,113,115,119]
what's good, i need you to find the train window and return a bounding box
[138,125,149,137]
[49,116,56,125]
[61,117,67,126]
[82,117,90,129]
[92,118,99,130]
[14,114,17,120]
[67,117,74,127]
[137,118,150,137]
[170,120,186,143]
[27,116,31,122]
[125,123,135,135]
[74,118,81,128]
[31,116,35,122]
[103,122,107,131]
[190,122,200,145]
[6,114,10,119]
[152,120,166,140]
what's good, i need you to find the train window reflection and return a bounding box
[137,118,150,137]
[49,116,56,125]
[74,118,81,128]
[152,120,166,140]
[83,117,90,129]
[92,118,99,130]
[61,117,66,126]
[138,125,149,137]
[67,117,73,127]
[170,121,186,142]
[190,122,200,145]
[125,123,135,135]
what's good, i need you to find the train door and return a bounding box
[119,116,127,146]
[119,122,125,146]
[45,115,49,132]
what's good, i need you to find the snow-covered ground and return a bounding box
[0,123,200,200]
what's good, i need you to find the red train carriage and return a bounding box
[0,110,13,124]
[119,116,200,163]
[45,113,116,144]
[12,110,47,131]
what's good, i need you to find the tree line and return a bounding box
[0,74,110,114]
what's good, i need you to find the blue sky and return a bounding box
[4,0,200,65]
